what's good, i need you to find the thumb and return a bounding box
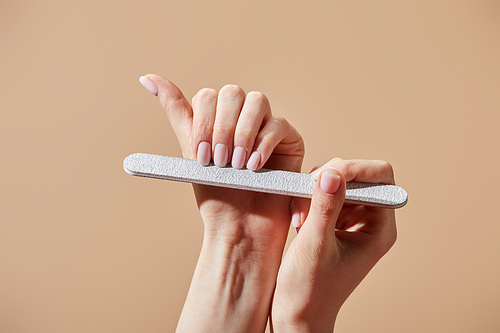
[301,168,346,238]
[139,74,193,157]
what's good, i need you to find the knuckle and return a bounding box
[378,160,395,180]
[376,232,397,258]
[195,127,212,141]
[220,84,245,99]
[330,158,349,178]
[311,198,336,219]
[330,157,344,165]
[268,116,289,130]
[376,221,397,257]
[335,158,352,171]
[213,123,234,133]
[389,229,397,247]
[273,116,288,126]
[165,99,190,118]
[234,128,253,141]
[246,91,269,106]
[196,117,213,132]
[192,88,217,104]
[381,160,394,173]
[258,135,272,148]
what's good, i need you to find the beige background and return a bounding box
[1,0,499,332]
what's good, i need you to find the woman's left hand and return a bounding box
[140,74,304,332]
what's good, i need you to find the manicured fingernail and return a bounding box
[213,144,229,167]
[231,146,247,169]
[247,151,261,171]
[139,75,158,96]
[320,170,341,194]
[291,207,301,228]
[197,141,211,165]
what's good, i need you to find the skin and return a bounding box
[145,74,304,332]
[141,74,397,332]
[272,159,397,332]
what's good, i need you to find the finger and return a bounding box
[335,205,397,261]
[246,116,301,171]
[311,158,395,185]
[191,88,218,165]
[290,201,301,229]
[212,84,246,167]
[301,168,346,239]
[310,165,321,173]
[336,205,371,231]
[290,165,338,230]
[142,74,193,157]
[232,91,271,169]
[290,197,310,230]
[307,161,397,263]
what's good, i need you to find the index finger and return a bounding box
[311,158,395,185]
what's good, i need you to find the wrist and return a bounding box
[177,229,286,332]
[198,230,285,299]
[271,313,338,333]
[201,208,290,256]
[271,288,341,333]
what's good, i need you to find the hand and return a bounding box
[140,74,304,332]
[271,159,397,332]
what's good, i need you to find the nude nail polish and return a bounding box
[231,146,247,169]
[246,151,261,171]
[139,75,158,96]
[320,170,341,194]
[291,209,301,228]
[197,141,211,165]
[214,144,229,167]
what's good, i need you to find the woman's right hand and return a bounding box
[271,158,398,332]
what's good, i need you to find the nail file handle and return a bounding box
[123,153,408,209]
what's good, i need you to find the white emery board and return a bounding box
[123,153,408,209]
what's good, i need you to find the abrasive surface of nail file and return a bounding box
[123,153,408,209]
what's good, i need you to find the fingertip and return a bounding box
[196,141,211,165]
[291,208,301,228]
[290,199,303,228]
[143,74,185,101]
[142,73,161,83]
[304,168,345,233]
[140,74,193,157]
[214,143,229,167]
[246,151,262,171]
[139,75,158,96]
[231,146,247,169]
[142,73,163,88]
[319,168,343,194]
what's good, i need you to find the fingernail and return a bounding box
[247,151,261,171]
[320,170,341,194]
[231,146,247,169]
[213,144,229,167]
[139,75,158,96]
[291,207,301,228]
[197,141,211,165]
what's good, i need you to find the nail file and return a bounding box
[123,153,408,209]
